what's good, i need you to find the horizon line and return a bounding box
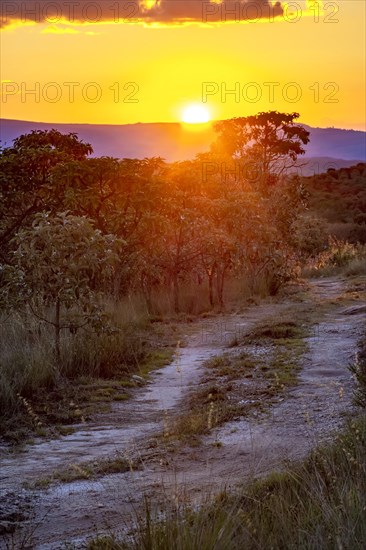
[1,117,365,133]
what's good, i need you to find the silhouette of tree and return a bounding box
[212,111,310,192]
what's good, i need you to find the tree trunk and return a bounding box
[55,297,61,363]
[144,285,153,314]
[216,270,223,309]
[113,269,122,300]
[141,274,153,313]
[216,265,228,309]
[173,272,180,313]
[208,271,214,307]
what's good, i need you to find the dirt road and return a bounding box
[1,277,365,549]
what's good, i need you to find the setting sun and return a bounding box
[182,105,211,124]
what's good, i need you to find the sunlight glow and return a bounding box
[182,105,211,124]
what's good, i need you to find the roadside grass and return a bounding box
[0,305,175,443]
[342,276,366,302]
[88,329,366,550]
[345,258,366,277]
[118,415,366,550]
[1,348,174,444]
[302,239,366,278]
[243,320,304,342]
[350,330,366,409]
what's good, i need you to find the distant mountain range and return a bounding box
[1,118,365,175]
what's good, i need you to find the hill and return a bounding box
[303,162,366,243]
[1,119,365,168]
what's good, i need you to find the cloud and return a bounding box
[0,1,284,29]
[142,1,283,23]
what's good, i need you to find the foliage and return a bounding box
[1,212,121,360]
[212,111,310,192]
[303,162,366,244]
[8,212,119,305]
[0,129,92,257]
[291,214,328,259]
[0,114,312,312]
[304,237,366,276]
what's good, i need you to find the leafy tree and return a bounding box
[3,213,120,365]
[156,161,204,312]
[0,130,92,257]
[52,156,167,297]
[212,111,310,192]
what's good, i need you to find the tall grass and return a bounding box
[0,313,55,416]
[303,238,366,277]
[0,298,151,421]
[145,274,280,318]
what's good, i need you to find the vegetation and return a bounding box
[350,331,366,409]
[212,111,310,193]
[24,453,141,489]
[0,110,365,441]
[303,238,366,278]
[302,162,366,244]
[0,111,315,433]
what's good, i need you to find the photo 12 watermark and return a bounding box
[201,1,340,24]
[1,81,140,104]
[202,81,340,105]
[1,1,142,25]
[200,158,347,184]
[0,2,341,27]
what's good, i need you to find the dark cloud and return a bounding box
[140,1,283,23]
[1,1,284,28]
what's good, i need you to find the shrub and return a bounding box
[303,238,366,277]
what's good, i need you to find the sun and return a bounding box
[182,104,211,124]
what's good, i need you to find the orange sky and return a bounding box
[1,1,365,130]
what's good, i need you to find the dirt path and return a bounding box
[1,277,365,549]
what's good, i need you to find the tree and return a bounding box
[52,156,167,297]
[208,114,311,295]
[0,130,92,257]
[157,161,206,312]
[212,111,310,192]
[3,213,120,366]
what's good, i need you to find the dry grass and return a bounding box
[0,299,175,441]
[303,239,366,278]
[24,453,142,489]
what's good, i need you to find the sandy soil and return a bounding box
[1,277,365,549]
